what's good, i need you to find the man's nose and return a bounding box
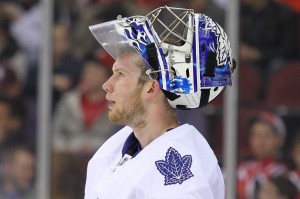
[102,76,113,93]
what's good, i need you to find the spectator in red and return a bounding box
[237,111,288,199]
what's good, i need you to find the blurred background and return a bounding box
[0,0,299,198]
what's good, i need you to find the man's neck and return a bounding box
[131,109,179,149]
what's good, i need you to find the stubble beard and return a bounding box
[108,86,146,128]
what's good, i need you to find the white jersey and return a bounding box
[85,124,224,199]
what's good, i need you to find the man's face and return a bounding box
[102,54,146,127]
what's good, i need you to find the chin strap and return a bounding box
[199,89,210,108]
[146,43,160,80]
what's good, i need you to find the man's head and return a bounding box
[102,48,174,127]
[248,111,286,160]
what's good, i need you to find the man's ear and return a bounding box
[145,80,160,97]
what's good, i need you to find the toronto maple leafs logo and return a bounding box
[155,147,194,185]
[201,14,232,67]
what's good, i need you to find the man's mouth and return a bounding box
[107,100,115,109]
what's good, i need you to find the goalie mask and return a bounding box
[89,6,236,109]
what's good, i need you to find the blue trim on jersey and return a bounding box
[121,127,177,158]
[122,133,142,158]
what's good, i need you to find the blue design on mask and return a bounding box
[198,15,232,87]
[170,76,192,94]
[155,147,194,185]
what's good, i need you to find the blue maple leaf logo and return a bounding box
[155,147,194,185]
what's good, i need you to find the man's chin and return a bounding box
[108,111,116,122]
[108,111,123,125]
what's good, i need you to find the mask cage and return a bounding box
[145,6,194,48]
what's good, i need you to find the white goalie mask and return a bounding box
[89,6,236,109]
